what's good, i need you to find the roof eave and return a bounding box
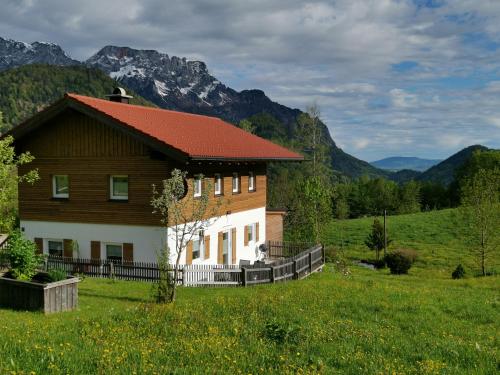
[189,156,304,162]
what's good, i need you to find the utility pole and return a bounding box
[383,209,387,258]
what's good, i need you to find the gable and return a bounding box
[17,109,150,158]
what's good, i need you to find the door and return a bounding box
[222,230,231,265]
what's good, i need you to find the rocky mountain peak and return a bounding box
[0,37,79,71]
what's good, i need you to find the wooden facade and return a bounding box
[17,109,267,227]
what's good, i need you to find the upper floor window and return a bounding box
[52,175,69,198]
[248,172,255,192]
[247,223,256,243]
[106,243,123,263]
[48,239,63,257]
[232,173,240,193]
[193,175,202,197]
[193,230,205,260]
[110,175,128,200]
[214,174,222,196]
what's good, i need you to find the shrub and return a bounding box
[385,249,418,275]
[452,264,466,279]
[5,231,42,281]
[262,318,302,345]
[48,268,67,282]
[324,246,337,263]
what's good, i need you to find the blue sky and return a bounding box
[1,0,499,161]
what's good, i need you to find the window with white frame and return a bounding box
[48,240,63,257]
[106,243,123,263]
[52,175,69,198]
[248,171,255,192]
[110,176,128,200]
[193,175,202,197]
[192,230,204,260]
[246,223,256,243]
[214,173,222,195]
[232,173,239,193]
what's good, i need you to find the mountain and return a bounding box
[371,156,442,172]
[0,37,79,71]
[85,45,386,178]
[417,145,490,185]
[0,64,154,131]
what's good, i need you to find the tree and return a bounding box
[151,169,222,302]
[365,218,392,261]
[239,119,256,134]
[0,135,39,233]
[460,167,500,276]
[398,180,421,214]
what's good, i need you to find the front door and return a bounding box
[222,230,232,265]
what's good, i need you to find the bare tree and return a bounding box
[460,167,500,276]
[151,169,223,302]
[298,103,323,178]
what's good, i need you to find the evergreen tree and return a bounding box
[365,218,392,260]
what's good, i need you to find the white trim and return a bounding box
[248,172,255,192]
[52,175,69,198]
[232,173,239,193]
[214,174,222,195]
[193,175,202,197]
[110,175,129,200]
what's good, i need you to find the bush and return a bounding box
[262,318,302,345]
[324,246,337,263]
[452,264,466,279]
[5,231,42,281]
[385,249,418,275]
[48,268,67,282]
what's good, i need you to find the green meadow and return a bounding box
[0,208,498,374]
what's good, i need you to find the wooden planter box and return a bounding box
[0,273,80,313]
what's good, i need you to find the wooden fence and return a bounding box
[1,239,324,287]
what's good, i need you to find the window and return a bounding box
[52,175,69,198]
[214,174,222,195]
[192,231,204,260]
[110,175,128,200]
[106,243,123,263]
[48,240,63,257]
[247,223,256,243]
[248,172,255,192]
[232,173,240,193]
[193,175,202,197]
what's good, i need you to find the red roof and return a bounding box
[65,93,303,161]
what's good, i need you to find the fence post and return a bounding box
[321,245,325,265]
[309,251,313,274]
[241,267,247,287]
[270,266,275,283]
[293,259,298,279]
[110,262,115,279]
[182,267,186,286]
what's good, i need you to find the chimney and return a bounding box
[106,87,133,104]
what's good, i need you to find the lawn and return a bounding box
[0,208,498,374]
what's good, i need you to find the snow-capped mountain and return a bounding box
[0,37,79,71]
[86,46,238,112]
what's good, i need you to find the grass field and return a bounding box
[323,208,499,277]
[0,209,498,374]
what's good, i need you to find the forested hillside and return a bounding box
[0,64,154,131]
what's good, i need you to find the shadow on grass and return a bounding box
[79,290,151,304]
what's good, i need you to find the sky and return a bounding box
[1,0,499,161]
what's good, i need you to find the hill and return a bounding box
[371,156,442,172]
[416,145,490,185]
[0,64,155,132]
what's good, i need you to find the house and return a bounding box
[8,88,303,265]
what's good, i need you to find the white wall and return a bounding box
[20,206,266,265]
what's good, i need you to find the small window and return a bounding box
[110,176,128,200]
[214,174,222,195]
[48,240,63,257]
[192,231,204,260]
[232,173,240,193]
[106,243,123,263]
[247,223,256,243]
[193,175,202,197]
[248,172,255,192]
[52,175,69,198]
